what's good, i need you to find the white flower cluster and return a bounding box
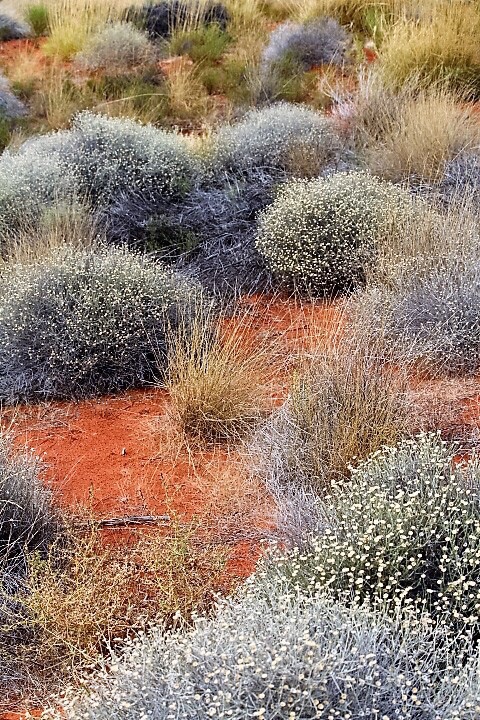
[75,22,158,72]
[0,111,199,237]
[255,171,406,292]
[212,102,342,178]
[61,582,480,719]
[0,245,198,401]
[265,433,480,635]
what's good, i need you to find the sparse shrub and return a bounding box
[25,4,49,36]
[166,303,273,441]
[266,433,480,637]
[212,102,342,178]
[61,583,480,719]
[126,1,230,39]
[255,171,406,293]
[0,13,31,41]
[0,245,199,402]
[253,332,406,533]
[0,73,27,119]
[363,261,480,376]
[262,17,349,71]
[75,22,158,72]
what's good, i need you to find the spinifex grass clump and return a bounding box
[255,171,407,293]
[0,245,199,402]
[166,304,273,442]
[211,102,342,178]
[60,582,480,719]
[75,22,159,72]
[266,433,480,635]
[262,17,349,71]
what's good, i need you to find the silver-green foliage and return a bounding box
[265,433,480,634]
[211,102,342,177]
[255,171,405,292]
[0,246,198,401]
[75,22,158,71]
[62,584,480,719]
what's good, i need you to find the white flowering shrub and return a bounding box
[62,585,480,719]
[75,22,158,72]
[255,171,406,292]
[65,111,200,206]
[265,433,480,636]
[0,246,199,401]
[262,18,350,72]
[211,103,342,178]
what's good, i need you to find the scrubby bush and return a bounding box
[0,13,31,41]
[211,103,342,178]
[364,261,480,375]
[0,73,26,119]
[262,17,349,71]
[255,171,406,293]
[0,112,200,239]
[0,246,199,402]
[75,22,158,72]
[126,1,230,39]
[266,433,480,634]
[62,583,480,719]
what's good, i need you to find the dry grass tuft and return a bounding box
[165,304,276,443]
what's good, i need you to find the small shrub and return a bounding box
[266,433,480,636]
[126,1,230,39]
[170,22,231,62]
[0,74,27,120]
[75,22,158,73]
[25,4,49,36]
[255,171,406,293]
[0,245,199,402]
[0,13,31,41]
[61,584,480,719]
[262,17,349,71]
[212,102,342,178]
[166,303,273,441]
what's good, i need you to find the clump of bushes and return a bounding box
[267,433,480,635]
[255,171,406,293]
[211,102,342,178]
[75,22,159,73]
[0,245,199,402]
[127,1,230,39]
[60,581,480,719]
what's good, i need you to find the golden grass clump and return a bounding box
[165,304,275,443]
[378,2,480,94]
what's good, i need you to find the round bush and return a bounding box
[211,102,342,178]
[75,22,158,72]
[255,171,406,292]
[0,246,199,402]
[0,73,26,119]
[262,17,350,72]
[266,433,480,635]
[126,1,230,40]
[0,13,31,41]
[64,584,480,719]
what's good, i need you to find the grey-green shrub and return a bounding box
[265,433,480,635]
[75,22,158,72]
[255,171,406,292]
[0,245,198,402]
[211,102,342,178]
[0,13,31,40]
[60,584,480,719]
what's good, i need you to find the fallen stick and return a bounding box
[77,515,171,529]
